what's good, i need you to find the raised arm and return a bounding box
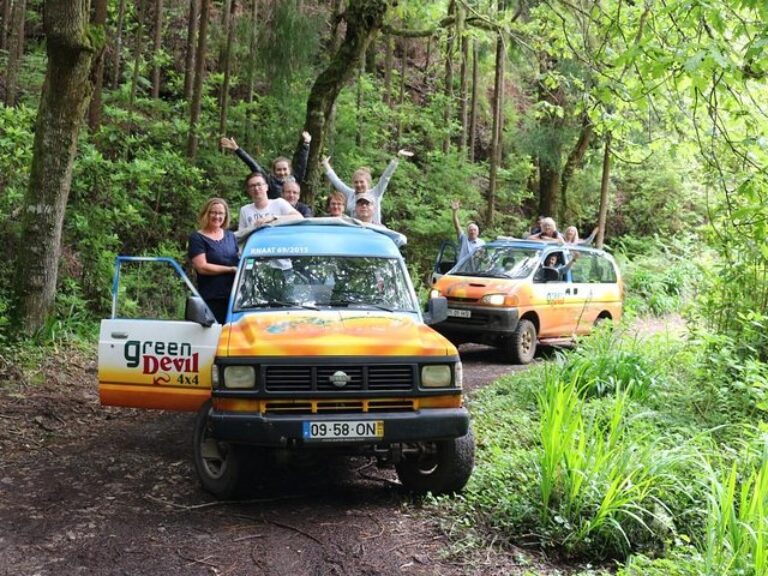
[321,156,354,198]
[220,136,264,175]
[451,200,462,239]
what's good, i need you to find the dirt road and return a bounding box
[0,344,547,576]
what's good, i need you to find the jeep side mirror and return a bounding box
[185,296,217,327]
[424,296,448,325]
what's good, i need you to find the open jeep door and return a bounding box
[98,257,222,412]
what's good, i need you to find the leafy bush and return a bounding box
[614,234,703,318]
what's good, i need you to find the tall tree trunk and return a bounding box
[183,0,198,100]
[4,0,26,107]
[365,32,377,74]
[458,5,469,153]
[536,53,564,218]
[597,132,611,248]
[111,0,126,88]
[442,0,455,154]
[327,0,344,54]
[487,28,504,225]
[302,0,391,206]
[14,0,95,335]
[151,0,164,99]
[218,0,235,136]
[244,0,258,149]
[395,37,407,146]
[186,0,210,160]
[218,0,230,66]
[128,0,146,110]
[88,0,108,131]
[383,32,392,106]
[355,52,364,147]
[559,113,593,217]
[468,39,478,162]
[1,0,13,50]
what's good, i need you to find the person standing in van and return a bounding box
[220,131,312,199]
[451,200,485,261]
[321,149,413,225]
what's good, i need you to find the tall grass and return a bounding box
[702,445,768,576]
[536,368,685,557]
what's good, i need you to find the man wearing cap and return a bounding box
[354,193,376,223]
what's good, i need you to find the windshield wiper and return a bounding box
[328,299,394,312]
[248,299,318,310]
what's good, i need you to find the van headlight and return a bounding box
[421,364,453,388]
[224,366,256,389]
[430,289,442,299]
[479,294,518,306]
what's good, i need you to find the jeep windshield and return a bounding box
[450,246,541,279]
[234,255,418,312]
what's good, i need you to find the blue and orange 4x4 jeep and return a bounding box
[98,219,474,498]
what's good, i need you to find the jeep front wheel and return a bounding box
[395,428,475,495]
[505,319,536,364]
[193,401,246,499]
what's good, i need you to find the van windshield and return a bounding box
[234,255,418,312]
[451,246,541,279]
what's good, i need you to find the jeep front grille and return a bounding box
[264,364,415,393]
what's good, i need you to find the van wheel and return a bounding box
[193,401,248,499]
[506,319,537,364]
[395,428,475,495]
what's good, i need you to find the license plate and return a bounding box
[303,420,384,441]
[447,308,471,318]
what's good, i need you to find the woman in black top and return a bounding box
[188,198,239,323]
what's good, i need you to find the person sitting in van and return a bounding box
[528,217,564,243]
[220,131,311,199]
[238,172,303,234]
[354,193,376,223]
[564,225,598,245]
[542,251,579,280]
[326,190,346,217]
[451,199,485,261]
[281,179,313,217]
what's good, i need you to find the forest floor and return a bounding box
[0,315,684,576]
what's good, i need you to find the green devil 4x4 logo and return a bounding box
[124,340,200,385]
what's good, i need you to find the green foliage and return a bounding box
[559,326,660,400]
[615,234,703,318]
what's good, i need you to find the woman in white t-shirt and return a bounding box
[238,172,303,231]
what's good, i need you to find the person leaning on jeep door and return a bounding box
[188,198,239,324]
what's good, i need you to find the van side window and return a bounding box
[570,252,617,283]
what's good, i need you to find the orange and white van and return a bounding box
[430,238,624,363]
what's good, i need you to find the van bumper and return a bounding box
[209,408,470,446]
[433,306,519,338]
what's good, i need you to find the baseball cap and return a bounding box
[355,192,375,205]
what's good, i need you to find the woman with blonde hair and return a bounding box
[188,197,239,323]
[321,149,413,225]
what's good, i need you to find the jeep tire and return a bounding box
[395,427,475,495]
[193,401,249,499]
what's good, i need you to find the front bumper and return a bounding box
[434,305,519,338]
[209,408,470,447]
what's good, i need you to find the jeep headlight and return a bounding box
[421,364,453,388]
[430,288,442,299]
[224,366,256,389]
